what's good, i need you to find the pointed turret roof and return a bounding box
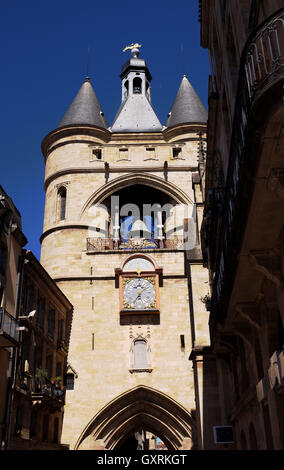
[166,75,207,128]
[58,77,108,129]
[111,46,162,133]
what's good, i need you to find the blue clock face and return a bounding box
[123,278,156,309]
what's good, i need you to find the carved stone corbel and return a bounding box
[249,248,283,287]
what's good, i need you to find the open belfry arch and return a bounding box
[40,44,218,450]
[80,172,194,216]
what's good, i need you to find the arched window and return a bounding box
[133,77,142,94]
[133,339,148,369]
[146,81,150,100]
[124,80,129,99]
[57,187,66,221]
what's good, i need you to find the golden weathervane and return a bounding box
[123,43,142,52]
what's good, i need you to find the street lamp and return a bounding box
[18,310,36,320]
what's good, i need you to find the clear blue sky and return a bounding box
[0,0,210,260]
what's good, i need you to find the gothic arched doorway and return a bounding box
[75,386,195,450]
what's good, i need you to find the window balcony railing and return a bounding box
[209,8,284,337]
[0,307,20,347]
[86,237,185,252]
[18,375,65,403]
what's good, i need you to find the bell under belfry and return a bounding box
[39,44,216,450]
[127,219,151,239]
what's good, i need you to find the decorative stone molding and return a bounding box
[74,385,194,450]
[55,181,70,189]
[129,325,152,372]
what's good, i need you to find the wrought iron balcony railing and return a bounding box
[209,8,284,336]
[86,237,185,251]
[0,307,20,346]
[18,375,65,402]
[245,10,284,99]
[203,187,225,269]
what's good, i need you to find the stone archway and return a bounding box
[75,386,195,450]
[80,172,193,219]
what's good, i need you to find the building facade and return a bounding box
[8,249,73,450]
[0,185,73,450]
[0,185,27,448]
[200,0,284,449]
[40,46,221,450]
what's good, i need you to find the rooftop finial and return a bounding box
[122,43,142,58]
[181,43,186,78]
[86,46,91,80]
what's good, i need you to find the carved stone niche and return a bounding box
[249,248,284,288]
[266,168,284,198]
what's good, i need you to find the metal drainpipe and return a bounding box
[2,250,25,449]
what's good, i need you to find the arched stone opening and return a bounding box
[75,386,195,450]
[108,414,177,450]
[80,173,193,217]
[82,174,194,248]
[102,184,179,240]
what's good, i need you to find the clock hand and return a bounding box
[135,286,147,300]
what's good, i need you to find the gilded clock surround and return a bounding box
[122,276,157,310]
[116,254,161,315]
[119,273,160,314]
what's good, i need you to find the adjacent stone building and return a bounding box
[199,0,284,449]
[0,185,73,450]
[40,45,219,449]
[9,249,73,450]
[0,185,27,448]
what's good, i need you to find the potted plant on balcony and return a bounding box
[35,367,48,393]
[51,376,65,399]
[57,339,68,352]
[35,367,48,381]
[200,294,211,311]
[51,376,62,386]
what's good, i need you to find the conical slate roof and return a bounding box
[166,75,207,127]
[58,77,108,129]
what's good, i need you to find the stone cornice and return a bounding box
[44,165,198,191]
[40,224,91,243]
[163,123,207,141]
[42,124,207,161]
[41,125,112,159]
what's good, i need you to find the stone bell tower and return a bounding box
[40,45,215,450]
